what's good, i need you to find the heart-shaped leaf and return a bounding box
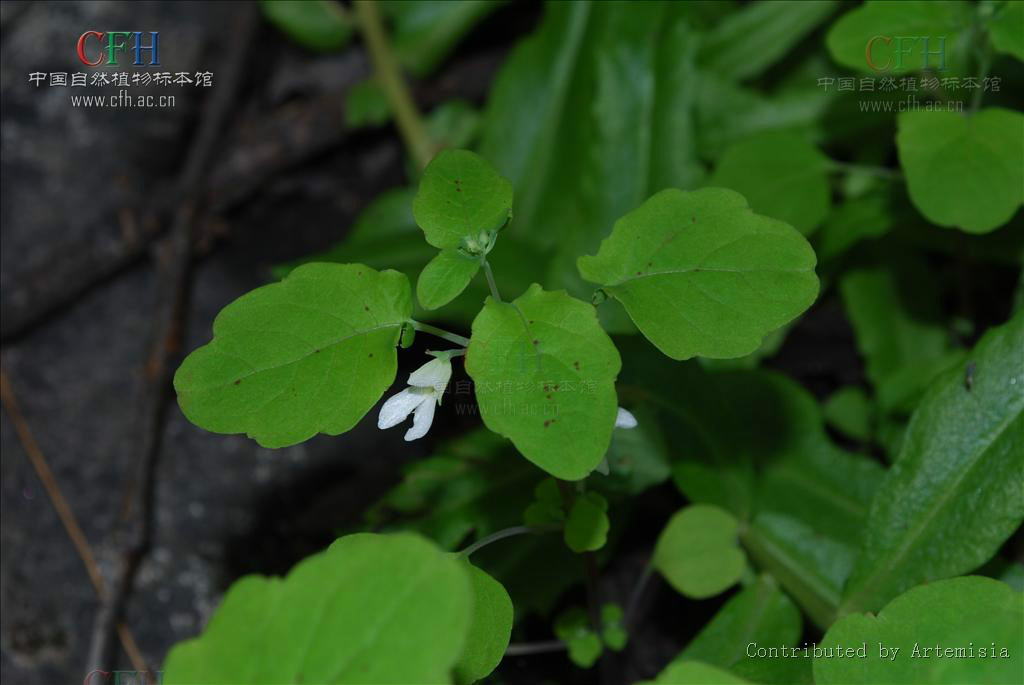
[465,285,621,480]
[413,149,513,251]
[578,188,818,360]
[817,577,1023,684]
[174,263,411,447]
[826,1,972,74]
[163,533,471,684]
[417,248,481,310]
[896,108,1024,234]
[653,504,747,599]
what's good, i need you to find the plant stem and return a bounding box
[481,258,502,302]
[411,321,470,347]
[460,525,533,556]
[505,641,567,657]
[624,563,653,630]
[827,160,902,180]
[556,480,604,637]
[970,46,991,114]
[353,0,434,170]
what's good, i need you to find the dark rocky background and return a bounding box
[2,3,1020,685]
[0,2,526,683]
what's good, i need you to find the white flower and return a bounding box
[377,353,455,441]
[615,407,638,429]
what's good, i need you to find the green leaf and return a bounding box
[554,607,603,668]
[897,108,1024,233]
[345,79,391,128]
[465,285,621,480]
[708,132,831,236]
[454,560,513,685]
[564,492,610,553]
[817,577,1023,685]
[477,3,707,322]
[643,660,752,685]
[989,0,1024,61]
[826,1,973,74]
[679,575,802,677]
[578,188,819,360]
[741,512,856,629]
[472,531,580,618]
[602,404,672,494]
[413,149,514,252]
[839,260,965,415]
[523,478,566,528]
[815,189,896,261]
[600,603,627,652]
[380,0,503,76]
[174,263,411,448]
[365,429,540,550]
[417,249,481,310]
[699,1,839,81]
[653,505,747,599]
[842,312,1024,614]
[426,100,482,150]
[260,0,353,52]
[823,386,875,442]
[163,533,471,684]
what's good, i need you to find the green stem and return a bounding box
[481,258,502,302]
[411,321,470,347]
[970,46,991,114]
[353,0,434,170]
[460,525,532,556]
[827,160,902,180]
[505,641,567,657]
[556,480,604,637]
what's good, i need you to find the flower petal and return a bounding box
[408,357,453,397]
[615,407,638,429]
[404,394,437,441]
[378,388,428,429]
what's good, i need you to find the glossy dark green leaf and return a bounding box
[578,188,819,360]
[819,577,1023,684]
[741,512,856,629]
[842,312,1024,614]
[164,534,471,684]
[466,285,621,480]
[174,264,411,448]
